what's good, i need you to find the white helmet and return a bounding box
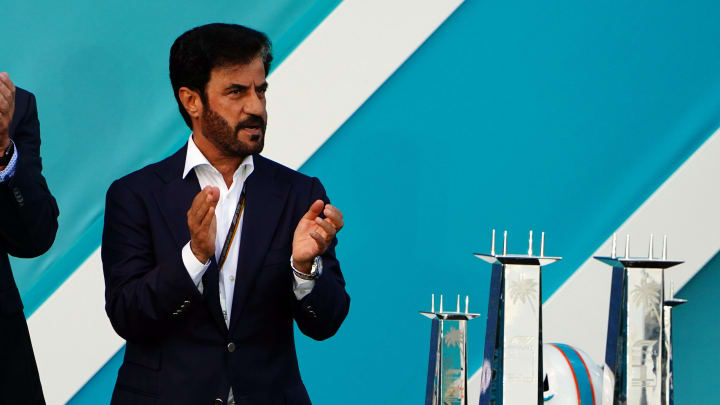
[542,343,607,404]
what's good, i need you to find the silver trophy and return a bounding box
[475,230,561,405]
[662,284,686,405]
[594,234,684,405]
[421,294,481,405]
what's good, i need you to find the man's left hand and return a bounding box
[292,200,344,274]
[0,72,15,150]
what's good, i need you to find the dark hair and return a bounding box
[169,23,273,128]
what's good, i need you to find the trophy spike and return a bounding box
[439,295,444,313]
[649,234,654,259]
[465,295,469,314]
[625,234,630,258]
[503,230,508,256]
[528,230,533,256]
[663,234,668,260]
[491,229,496,256]
[456,294,460,313]
[431,293,435,313]
[611,233,617,259]
[540,232,545,257]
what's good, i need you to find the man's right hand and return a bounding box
[187,186,220,263]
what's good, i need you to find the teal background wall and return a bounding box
[674,251,720,402]
[2,0,719,403]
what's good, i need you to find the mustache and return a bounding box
[234,115,266,133]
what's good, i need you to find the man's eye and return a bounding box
[229,89,241,95]
[257,88,267,95]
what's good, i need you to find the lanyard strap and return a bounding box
[217,185,246,271]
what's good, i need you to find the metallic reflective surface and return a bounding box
[662,296,687,405]
[626,267,663,404]
[502,264,542,404]
[596,235,684,405]
[474,254,561,267]
[421,298,480,405]
[476,230,560,405]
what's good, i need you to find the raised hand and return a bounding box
[0,72,15,149]
[187,186,220,263]
[292,200,344,274]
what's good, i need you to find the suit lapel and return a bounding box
[156,174,198,247]
[152,145,227,334]
[228,155,290,333]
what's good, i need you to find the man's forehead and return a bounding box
[211,59,265,78]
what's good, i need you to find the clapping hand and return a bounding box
[0,72,15,150]
[292,200,344,274]
[187,186,220,263]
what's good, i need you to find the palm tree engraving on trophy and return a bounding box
[475,229,561,405]
[594,234,684,405]
[421,294,481,405]
[630,271,663,329]
[508,274,539,318]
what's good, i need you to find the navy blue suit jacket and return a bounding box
[102,145,350,405]
[0,88,58,405]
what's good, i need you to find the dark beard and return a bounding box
[200,107,265,157]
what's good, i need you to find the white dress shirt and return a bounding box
[180,134,316,328]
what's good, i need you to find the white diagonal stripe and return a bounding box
[263,0,464,168]
[27,250,125,404]
[468,128,720,403]
[27,1,464,403]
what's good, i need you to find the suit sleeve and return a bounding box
[102,179,202,342]
[0,92,59,258]
[293,177,350,341]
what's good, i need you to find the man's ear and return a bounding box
[178,87,203,121]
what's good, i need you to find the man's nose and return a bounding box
[244,91,265,117]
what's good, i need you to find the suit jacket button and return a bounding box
[13,188,24,206]
[214,398,224,405]
[227,342,236,353]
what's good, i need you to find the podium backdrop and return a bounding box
[2,0,720,403]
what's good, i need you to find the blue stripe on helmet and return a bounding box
[554,344,595,405]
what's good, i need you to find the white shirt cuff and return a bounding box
[0,140,18,183]
[182,242,210,292]
[291,256,322,300]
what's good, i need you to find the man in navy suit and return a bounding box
[0,73,59,404]
[102,24,350,404]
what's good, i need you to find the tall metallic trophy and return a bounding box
[421,294,481,405]
[594,234,683,405]
[662,284,686,405]
[474,230,561,405]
